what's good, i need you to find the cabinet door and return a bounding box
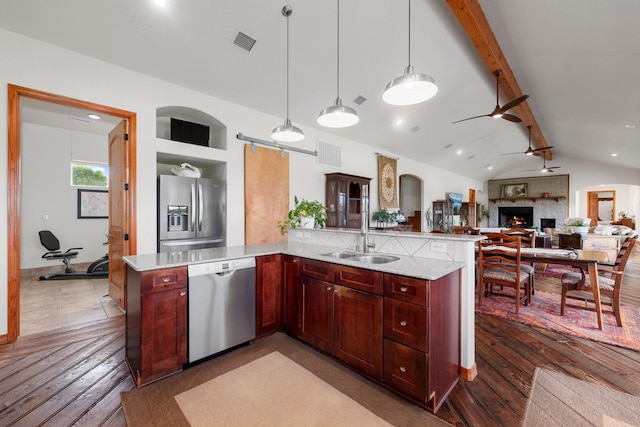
[140,286,187,382]
[255,254,282,338]
[300,277,335,354]
[282,255,301,335]
[335,286,383,379]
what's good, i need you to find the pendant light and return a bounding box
[271,5,304,142]
[383,0,438,106]
[317,0,359,128]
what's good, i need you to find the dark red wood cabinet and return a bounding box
[126,265,188,387]
[382,271,460,412]
[255,254,282,338]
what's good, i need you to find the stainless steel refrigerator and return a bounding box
[158,175,226,252]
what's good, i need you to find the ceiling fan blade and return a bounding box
[500,151,523,156]
[547,166,561,169]
[501,113,522,123]
[531,146,554,152]
[452,114,491,124]
[499,94,529,113]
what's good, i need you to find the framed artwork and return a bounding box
[378,155,398,209]
[77,189,109,218]
[501,183,528,198]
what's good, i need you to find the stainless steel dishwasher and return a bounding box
[187,257,256,363]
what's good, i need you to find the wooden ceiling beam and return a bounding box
[446,0,552,159]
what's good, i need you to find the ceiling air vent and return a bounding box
[410,125,421,133]
[353,95,367,105]
[232,31,256,53]
[317,140,342,168]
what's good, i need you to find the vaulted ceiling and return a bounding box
[2,0,638,181]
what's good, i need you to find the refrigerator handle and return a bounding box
[198,183,204,232]
[191,183,196,232]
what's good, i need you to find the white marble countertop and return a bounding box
[123,241,465,281]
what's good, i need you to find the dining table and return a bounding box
[518,247,610,330]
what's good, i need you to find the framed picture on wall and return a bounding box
[501,183,528,198]
[77,189,109,219]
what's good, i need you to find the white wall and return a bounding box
[21,123,109,268]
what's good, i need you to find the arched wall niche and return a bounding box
[156,106,227,150]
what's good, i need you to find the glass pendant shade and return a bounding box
[383,65,438,106]
[271,118,305,142]
[317,98,359,128]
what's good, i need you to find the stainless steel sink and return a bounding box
[320,251,357,259]
[349,254,400,264]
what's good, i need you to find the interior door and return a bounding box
[109,121,129,310]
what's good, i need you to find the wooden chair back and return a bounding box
[477,235,531,314]
[504,228,536,248]
[452,226,480,235]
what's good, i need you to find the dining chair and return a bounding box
[477,235,531,314]
[452,226,480,235]
[483,232,535,297]
[560,235,637,327]
[504,228,537,294]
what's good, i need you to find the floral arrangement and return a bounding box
[278,196,327,232]
[393,211,407,224]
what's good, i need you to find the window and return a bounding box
[71,161,109,188]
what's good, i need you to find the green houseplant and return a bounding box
[371,207,394,228]
[278,196,327,232]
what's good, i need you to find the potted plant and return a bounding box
[371,207,394,228]
[569,218,590,235]
[278,196,327,232]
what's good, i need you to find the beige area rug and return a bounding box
[175,351,391,426]
[523,368,640,426]
[120,332,452,427]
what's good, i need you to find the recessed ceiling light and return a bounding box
[87,114,101,120]
[486,165,493,170]
[456,149,462,155]
[153,0,167,7]
[624,124,636,129]
[395,119,403,125]
[611,153,618,157]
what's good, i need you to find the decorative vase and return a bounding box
[300,216,315,229]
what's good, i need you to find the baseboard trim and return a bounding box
[461,363,478,381]
[20,262,93,278]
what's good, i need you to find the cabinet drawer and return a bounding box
[384,274,428,306]
[383,339,427,402]
[141,267,187,294]
[334,264,383,295]
[384,299,427,352]
[300,258,334,282]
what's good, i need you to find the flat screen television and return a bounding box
[170,118,210,147]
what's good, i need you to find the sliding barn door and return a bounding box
[244,145,289,244]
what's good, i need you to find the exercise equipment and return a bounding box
[38,230,109,280]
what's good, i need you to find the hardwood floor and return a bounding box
[2,246,639,426]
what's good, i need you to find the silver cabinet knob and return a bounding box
[163,277,170,283]
[179,291,186,296]
[400,286,408,293]
[400,366,407,373]
[400,320,407,327]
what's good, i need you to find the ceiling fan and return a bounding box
[501,125,554,156]
[453,70,529,124]
[524,150,561,173]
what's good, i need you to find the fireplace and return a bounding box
[498,207,533,228]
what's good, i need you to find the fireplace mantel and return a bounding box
[489,196,566,203]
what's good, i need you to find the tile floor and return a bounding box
[20,276,124,336]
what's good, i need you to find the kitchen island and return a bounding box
[124,234,476,412]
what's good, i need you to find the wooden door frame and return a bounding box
[5,84,137,343]
[587,190,616,224]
